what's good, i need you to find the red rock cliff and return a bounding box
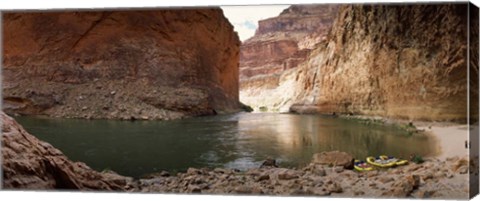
[3,9,241,120]
[290,4,476,122]
[239,5,339,112]
[239,5,339,80]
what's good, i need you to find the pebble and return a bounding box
[188,185,202,193]
[349,178,360,185]
[406,174,420,187]
[379,177,394,184]
[417,190,435,198]
[334,166,344,173]
[433,172,445,179]
[187,168,202,175]
[327,182,343,193]
[367,170,378,178]
[219,174,229,180]
[160,171,170,177]
[313,179,324,187]
[407,165,421,171]
[234,186,252,194]
[313,167,326,176]
[458,166,469,174]
[193,177,204,184]
[354,190,365,196]
[213,168,228,174]
[278,174,296,180]
[256,174,270,182]
[313,189,329,196]
[278,171,299,180]
[421,172,434,181]
[251,186,264,194]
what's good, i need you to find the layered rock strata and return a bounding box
[240,4,473,121]
[239,5,339,112]
[3,9,241,120]
[290,4,472,122]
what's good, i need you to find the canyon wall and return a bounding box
[3,9,241,120]
[239,5,339,112]
[1,112,132,190]
[290,4,474,122]
[240,5,339,79]
[469,3,479,123]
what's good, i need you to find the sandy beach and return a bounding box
[417,124,470,160]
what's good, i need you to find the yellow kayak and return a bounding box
[366,155,408,168]
[354,159,374,171]
[380,155,408,166]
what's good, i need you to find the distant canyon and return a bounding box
[240,4,478,122]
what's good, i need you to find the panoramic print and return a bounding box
[1,2,479,199]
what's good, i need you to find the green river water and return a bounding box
[14,113,438,178]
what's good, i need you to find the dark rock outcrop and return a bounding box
[3,9,241,120]
[1,112,132,190]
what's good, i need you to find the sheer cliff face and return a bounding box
[3,9,240,120]
[239,5,339,80]
[239,5,339,112]
[291,4,472,121]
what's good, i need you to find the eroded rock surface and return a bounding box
[3,9,241,120]
[240,4,476,121]
[289,4,475,121]
[239,5,339,112]
[135,156,469,199]
[1,112,133,190]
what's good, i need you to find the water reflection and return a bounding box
[14,113,438,178]
[235,113,438,167]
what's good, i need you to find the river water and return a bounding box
[15,113,438,178]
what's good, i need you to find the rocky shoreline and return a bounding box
[130,155,470,199]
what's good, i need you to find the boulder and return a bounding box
[1,112,132,190]
[260,158,278,168]
[451,158,469,173]
[383,174,420,197]
[311,151,354,169]
[256,174,270,182]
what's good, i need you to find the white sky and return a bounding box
[221,5,290,41]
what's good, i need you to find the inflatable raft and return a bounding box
[366,155,408,168]
[354,160,374,171]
